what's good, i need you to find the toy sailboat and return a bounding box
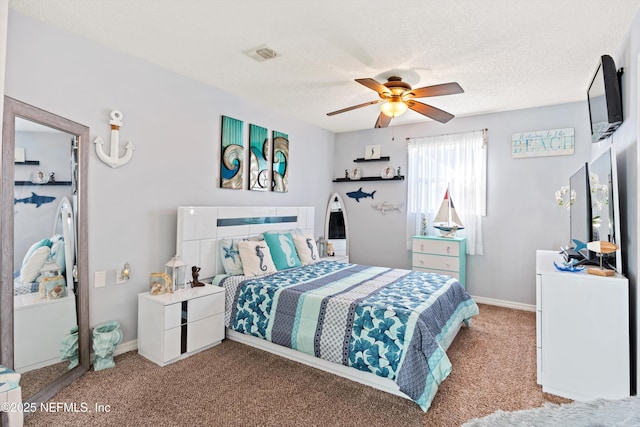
[433,186,464,237]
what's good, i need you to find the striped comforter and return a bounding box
[220,261,479,411]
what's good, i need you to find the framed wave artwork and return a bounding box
[249,124,270,191]
[271,130,289,193]
[220,116,244,189]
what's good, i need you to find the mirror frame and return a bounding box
[1,96,90,407]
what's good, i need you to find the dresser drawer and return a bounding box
[188,293,224,323]
[413,253,459,272]
[413,266,460,280]
[412,238,459,256]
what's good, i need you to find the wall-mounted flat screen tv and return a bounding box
[587,54,623,143]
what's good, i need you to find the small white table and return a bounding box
[137,285,225,366]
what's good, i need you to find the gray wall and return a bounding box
[334,102,592,306]
[5,11,335,343]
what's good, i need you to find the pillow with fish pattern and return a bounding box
[237,240,277,276]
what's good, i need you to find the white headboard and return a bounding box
[176,206,315,281]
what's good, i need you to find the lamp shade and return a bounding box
[380,100,408,118]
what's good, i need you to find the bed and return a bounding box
[176,205,479,411]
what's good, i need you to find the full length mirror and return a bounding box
[1,97,90,410]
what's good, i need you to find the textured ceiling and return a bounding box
[8,0,640,133]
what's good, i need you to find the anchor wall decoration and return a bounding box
[94,110,135,168]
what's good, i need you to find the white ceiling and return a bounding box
[8,0,640,133]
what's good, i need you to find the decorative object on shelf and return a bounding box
[381,166,396,179]
[420,213,428,235]
[249,124,270,191]
[351,167,361,180]
[93,110,135,168]
[272,130,289,192]
[553,260,585,272]
[30,170,49,184]
[397,166,401,176]
[326,242,335,257]
[555,185,575,210]
[165,255,188,291]
[316,236,327,258]
[39,260,65,299]
[512,127,574,159]
[433,185,465,237]
[586,241,619,276]
[92,320,123,371]
[149,272,172,295]
[371,201,404,215]
[119,262,130,281]
[364,144,381,160]
[346,187,376,203]
[60,326,79,370]
[49,172,56,183]
[190,266,206,287]
[344,169,349,179]
[14,191,56,208]
[221,115,244,189]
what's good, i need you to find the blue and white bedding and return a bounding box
[219,260,479,411]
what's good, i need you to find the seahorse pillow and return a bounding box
[237,240,277,276]
[263,232,302,270]
[292,234,320,265]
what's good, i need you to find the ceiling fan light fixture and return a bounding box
[380,100,408,118]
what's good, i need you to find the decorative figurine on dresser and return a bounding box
[190,266,206,287]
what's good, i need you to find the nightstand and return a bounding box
[137,285,225,366]
[412,235,466,288]
[321,255,349,263]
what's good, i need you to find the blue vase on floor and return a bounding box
[60,325,79,369]
[92,320,122,371]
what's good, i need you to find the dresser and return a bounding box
[536,250,629,400]
[412,235,466,288]
[138,285,225,366]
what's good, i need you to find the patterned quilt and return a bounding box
[221,261,479,411]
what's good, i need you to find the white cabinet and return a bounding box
[321,255,349,263]
[536,250,629,400]
[138,285,225,366]
[412,236,466,288]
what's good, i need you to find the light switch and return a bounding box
[94,271,106,288]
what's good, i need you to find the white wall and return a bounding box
[335,102,592,306]
[4,11,335,343]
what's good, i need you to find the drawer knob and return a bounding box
[420,244,424,251]
[446,246,451,254]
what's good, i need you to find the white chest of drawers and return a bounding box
[412,235,466,288]
[138,285,225,366]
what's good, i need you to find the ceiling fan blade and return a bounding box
[355,78,391,96]
[327,99,382,116]
[406,82,464,99]
[374,112,392,128]
[407,100,455,123]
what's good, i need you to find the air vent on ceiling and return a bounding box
[244,44,279,62]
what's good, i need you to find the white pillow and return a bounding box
[19,246,51,283]
[292,234,320,265]
[219,238,244,275]
[237,240,277,276]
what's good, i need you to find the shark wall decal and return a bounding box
[14,192,56,208]
[346,187,376,203]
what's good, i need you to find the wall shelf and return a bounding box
[15,181,72,186]
[353,156,390,163]
[15,160,40,165]
[333,176,404,183]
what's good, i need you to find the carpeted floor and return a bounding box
[24,304,569,426]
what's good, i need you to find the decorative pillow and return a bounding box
[263,232,302,270]
[237,240,277,276]
[219,239,244,275]
[19,246,51,283]
[292,234,320,265]
[49,234,66,274]
[21,238,52,270]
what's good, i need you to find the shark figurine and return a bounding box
[346,187,376,203]
[371,201,404,215]
[14,192,56,208]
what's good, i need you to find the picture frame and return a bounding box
[364,144,381,160]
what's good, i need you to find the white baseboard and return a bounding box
[471,295,535,312]
[114,339,137,356]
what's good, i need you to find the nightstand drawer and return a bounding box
[413,253,459,272]
[188,313,224,352]
[412,238,459,256]
[188,293,224,323]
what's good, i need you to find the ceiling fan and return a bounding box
[327,76,464,128]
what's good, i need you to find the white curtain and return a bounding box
[406,129,487,255]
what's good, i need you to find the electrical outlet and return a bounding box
[94,271,106,288]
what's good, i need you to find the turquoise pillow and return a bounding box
[21,238,52,270]
[263,232,302,270]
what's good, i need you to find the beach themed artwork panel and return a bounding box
[220,116,244,189]
[271,131,289,193]
[249,124,270,191]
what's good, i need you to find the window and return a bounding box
[406,129,487,255]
